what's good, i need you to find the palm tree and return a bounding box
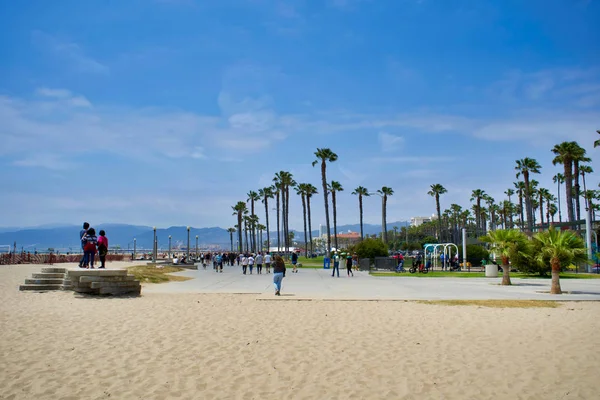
[428,184,447,241]
[312,148,338,257]
[580,165,594,212]
[515,158,542,234]
[256,224,266,251]
[296,183,309,257]
[306,184,318,255]
[544,193,556,227]
[572,144,591,221]
[552,173,565,223]
[243,214,250,253]
[232,202,247,252]
[259,186,274,252]
[552,141,579,224]
[595,130,600,147]
[537,188,551,227]
[283,173,296,255]
[328,181,344,250]
[272,178,282,251]
[377,186,394,243]
[247,190,260,252]
[227,227,236,252]
[352,186,370,240]
[514,181,526,231]
[470,189,486,236]
[548,203,558,223]
[480,229,529,286]
[483,194,496,232]
[534,227,587,294]
[504,189,515,228]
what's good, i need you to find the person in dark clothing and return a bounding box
[273,255,286,296]
[291,251,298,273]
[97,230,108,269]
[82,227,98,269]
[78,222,89,268]
[346,254,354,277]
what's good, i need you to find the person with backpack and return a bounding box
[97,230,109,269]
[291,251,299,273]
[346,254,354,277]
[78,222,89,268]
[82,227,98,269]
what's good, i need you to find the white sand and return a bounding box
[1,265,599,399]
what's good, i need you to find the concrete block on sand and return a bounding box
[41,267,67,274]
[19,284,62,291]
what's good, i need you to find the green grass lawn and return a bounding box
[127,264,193,283]
[370,271,600,279]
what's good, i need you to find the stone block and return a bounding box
[98,287,141,296]
[32,273,65,279]
[19,284,62,291]
[79,275,135,283]
[41,267,67,273]
[25,278,64,285]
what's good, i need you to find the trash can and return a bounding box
[323,257,331,269]
[485,264,498,277]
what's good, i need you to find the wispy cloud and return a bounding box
[378,132,405,152]
[31,30,109,74]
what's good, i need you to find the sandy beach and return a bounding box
[1,264,599,399]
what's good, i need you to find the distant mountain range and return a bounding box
[0,221,409,252]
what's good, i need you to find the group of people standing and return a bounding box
[331,252,358,277]
[78,222,109,269]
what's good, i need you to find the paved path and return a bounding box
[143,265,600,301]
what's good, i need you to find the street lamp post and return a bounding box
[195,235,199,259]
[168,235,172,256]
[152,227,157,263]
[187,227,191,260]
[133,238,136,260]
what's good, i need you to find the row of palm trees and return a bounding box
[229,148,399,257]
[428,141,596,242]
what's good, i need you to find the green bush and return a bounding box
[348,238,388,260]
[459,244,489,266]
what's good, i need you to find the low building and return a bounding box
[335,231,361,248]
[411,216,435,227]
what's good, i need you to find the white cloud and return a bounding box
[36,88,72,99]
[31,30,109,74]
[378,132,405,152]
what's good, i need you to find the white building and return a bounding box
[410,215,436,227]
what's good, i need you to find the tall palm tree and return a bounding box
[428,184,447,241]
[296,183,309,257]
[259,186,274,252]
[483,194,496,232]
[256,224,266,251]
[232,202,247,252]
[306,184,318,255]
[273,171,295,256]
[470,189,486,236]
[552,173,565,223]
[552,141,579,224]
[572,143,591,221]
[580,165,594,212]
[243,214,250,253]
[534,227,587,294]
[272,178,282,251]
[377,186,394,244]
[548,203,558,223]
[514,181,526,231]
[515,157,542,234]
[247,190,260,252]
[480,229,529,286]
[284,173,296,255]
[504,189,515,228]
[544,192,556,226]
[537,188,551,227]
[352,186,370,240]
[312,148,338,257]
[328,181,344,250]
[227,227,236,252]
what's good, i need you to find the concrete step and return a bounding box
[79,275,136,283]
[61,285,73,290]
[90,281,140,289]
[19,284,62,291]
[41,267,67,273]
[25,278,64,285]
[32,273,65,279]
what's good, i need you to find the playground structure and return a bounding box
[423,243,460,270]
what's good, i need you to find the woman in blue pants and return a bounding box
[272,255,286,296]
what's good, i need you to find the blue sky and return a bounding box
[0,0,599,230]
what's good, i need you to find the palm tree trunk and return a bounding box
[264,197,270,253]
[382,196,387,243]
[501,256,511,286]
[237,214,243,252]
[333,191,338,250]
[244,220,249,253]
[302,194,308,257]
[436,195,442,241]
[359,195,364,240]
[539,195,544,227]
[286,185,291,255]
[307,197,314,255]
[574,161,581,222]
[564,161,574,224]
[550,257,562,294]
[320,161,331,257]
[281,187,286,255]
[557,181,562,223]
[229,231,233,252]
[276,192,281,252]
[524,172,534,234]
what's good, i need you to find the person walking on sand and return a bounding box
[82,227,98,269]
[78,222,89,268]
[264,252,271,273]
[97,230,109,269]
[346,254,354,277]
[241,254,248,274]
[273,254,286,296]
[332,251,340,277]
[291,251,298,273]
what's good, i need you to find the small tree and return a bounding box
[533,227,588,294]
[349,238,387,261]
[480,229,529,285]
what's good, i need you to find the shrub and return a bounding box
[459,244,489,266]
[348,238,388,260]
